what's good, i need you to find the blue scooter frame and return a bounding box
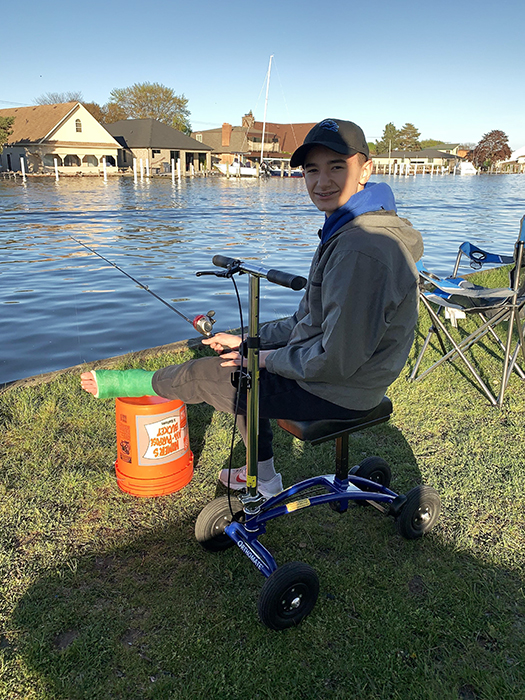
[225,473,400,578]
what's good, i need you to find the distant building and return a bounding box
[192,112,316,167]
[432,143,460,156]
[509,146,525,164]
[0,102,120,173]
[373,148,460,171]
[105,119,213,174]
[497,145,525,173]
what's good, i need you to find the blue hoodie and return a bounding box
[320,182,397,245]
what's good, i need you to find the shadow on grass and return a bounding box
[7,419,525,699]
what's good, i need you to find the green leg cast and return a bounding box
[92,369,157,399]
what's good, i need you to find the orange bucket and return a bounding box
[114,396,193,497]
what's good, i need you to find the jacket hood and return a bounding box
[350,210,424,263]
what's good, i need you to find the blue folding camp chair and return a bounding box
[409,215,525,407]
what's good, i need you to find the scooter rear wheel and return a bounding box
[396,485,440,539]
[195,495,244,552]
[258,561,319,630]
[354,456,392,488]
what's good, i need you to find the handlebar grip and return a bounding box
[267,269,307,291]
[212,255,237,269]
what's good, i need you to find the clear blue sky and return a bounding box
[2,0,524,149]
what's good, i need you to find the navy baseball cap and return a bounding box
[290,119,369,168]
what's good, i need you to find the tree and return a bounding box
[470,130,511,168]
[35,91,84,104]
[420,139,444,150]
[101,102,128,124]
[106,82,191,134]
[375,123,399,154]
[83,101,127,124]
[0,116,15,153]
[398,123,421,151]
[82,102,105,122]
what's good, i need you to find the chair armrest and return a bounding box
[457,242,514,268]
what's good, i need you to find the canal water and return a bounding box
[1,173,525,384]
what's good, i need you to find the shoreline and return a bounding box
[0,170,220,180]
[0,334,205,393]
[0,322,254,393]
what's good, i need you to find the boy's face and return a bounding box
[303,146,373,217]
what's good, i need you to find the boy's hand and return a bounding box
[219,349,274,368]
[202,332,242,354]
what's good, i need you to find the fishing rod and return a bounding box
[69,236,216,337]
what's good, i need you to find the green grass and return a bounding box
[1,280,525,700]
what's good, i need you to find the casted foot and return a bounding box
[80,371,98,396]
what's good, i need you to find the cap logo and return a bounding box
[319,119,339,132]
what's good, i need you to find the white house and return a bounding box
[510,146,525,164]
[0,102,121,174]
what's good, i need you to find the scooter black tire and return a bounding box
[195,495,244,552]
[258,561,319,630]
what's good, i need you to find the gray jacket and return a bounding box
[263,210,424,410]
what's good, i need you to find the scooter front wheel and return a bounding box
[258,561,319,630]
[195,495,244,552]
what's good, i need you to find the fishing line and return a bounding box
[69,235,216,337]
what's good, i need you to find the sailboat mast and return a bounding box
[260,55,273,169]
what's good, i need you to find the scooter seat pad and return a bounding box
[277,396,392,444]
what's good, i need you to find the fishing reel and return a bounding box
[192,311,216,338]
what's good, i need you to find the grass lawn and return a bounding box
[1,272,525,700]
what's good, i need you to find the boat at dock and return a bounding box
[267,161,303,178]
[455,161,478,175]
[214,160,260,177]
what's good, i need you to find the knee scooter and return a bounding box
[195,255,441,630]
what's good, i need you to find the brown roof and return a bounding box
[0,102,78,144]
[252,121,316,154]
[192,120,316,155]
[191,126,253,154]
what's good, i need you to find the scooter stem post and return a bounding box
[245,273,260,498]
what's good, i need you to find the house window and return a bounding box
[428,158,434,164]
[152,149,161,157]
[44,154,62,166]
[64,154,81,167]
[75,119,82,133]
[195,134,203,142]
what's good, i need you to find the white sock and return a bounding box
[256,457,277,481]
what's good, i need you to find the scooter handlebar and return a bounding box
[267,269,307,290]
[212,255,306,291]
[212,255,237,269]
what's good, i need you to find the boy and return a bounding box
[81,118,423,498]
